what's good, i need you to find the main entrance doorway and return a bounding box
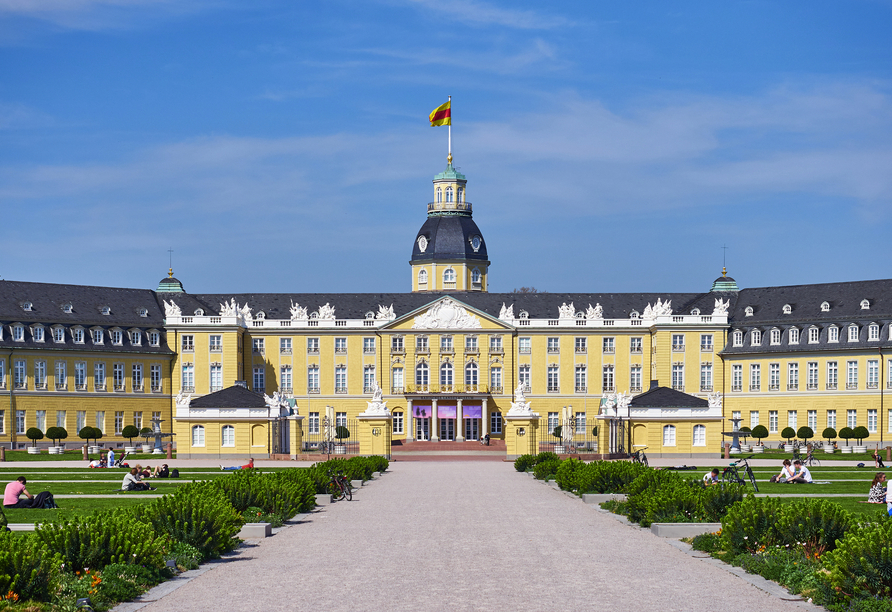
[416,418,430,441]
[439,418,455,441]
[464,418,479,441]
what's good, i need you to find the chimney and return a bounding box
[649,380,659,390]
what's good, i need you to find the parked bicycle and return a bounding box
[802,447,821,467]
[721,455,759,492]
[630,447,648,468]
[327,469,352,502]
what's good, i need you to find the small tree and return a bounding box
[838,426,855,447]
[45,426,68,446]
[591,426,598,437]
[853,425,870,445]
[25,427,44,447]
[822,427,837,445]
[781,427,796,444]
[751,425,769,445]
[140,427,154,444]
[552,425,562,440]
[121,425,140,445]
[79,426,100,446]
[334,425,350,441]
[797,426,814,444]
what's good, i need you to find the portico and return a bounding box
[406,395,490,442]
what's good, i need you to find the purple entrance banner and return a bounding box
[412,405,431,419]
[463,405,482,419]
[438,405,457,419]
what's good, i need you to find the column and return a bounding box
[431,399,439,441]
[406,399,414,442]
[456,398,464,441]
[481,398,489,438]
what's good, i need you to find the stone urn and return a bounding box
[784,444,795,453]
[334,444,347,455]
[124,446,138,454]
[141,444,153,453]
[554,445,566,454]
[840,446,853,454]
[823,444,835,453]
[853,445,867,454]
[751,445,764,453]
[27,447,40,455]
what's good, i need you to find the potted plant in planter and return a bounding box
[591,426,599,451]
[781,427,796,452]
[334,425,350,454]
[822,427,837,452]
[45,426,67,454]
[552,425,564,454]
[25,427,43,454]
[797,426,814,451]
[750,425,768,452]
[122,425,140,453]
[852,426,869,454]
[739,426,752,452]
[140,427,154,453]
[838,426,854,453]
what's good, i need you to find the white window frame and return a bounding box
[222,425,235,447]
[490,365,502,391]
[692,424,706,446]
[769,410,778,434]
[789,328,799,345]
[848,325,859,342]
[750,330,761,346]
[770,328,781,345]
[828,326,839,343]
[191,425,205,447]
[662,424,676,447]
[808,327,819,344]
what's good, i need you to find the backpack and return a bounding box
[170,468,180,478]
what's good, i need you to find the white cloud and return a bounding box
[399,0,571,30]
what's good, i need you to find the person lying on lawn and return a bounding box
[221,457,254,470]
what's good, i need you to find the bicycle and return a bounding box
[327,469,352,502]
[630,447,648,468]
[721,454,759,492]
[802,448,820,467]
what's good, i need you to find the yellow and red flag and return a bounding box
[429,100,451,126]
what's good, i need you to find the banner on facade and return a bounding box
[462,404,482,419]
[437,405,457,419]
[412,405,431,419]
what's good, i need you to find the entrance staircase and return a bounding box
[391,439,506,461]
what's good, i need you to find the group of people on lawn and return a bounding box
[702,458,814,487]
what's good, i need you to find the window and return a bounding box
[34,360,47,389]
[518,364,531,391]
[12,325,24,342]
[770,328,781,345]
[827,361,838,389]
[827,410,836,429]
[149,331,159,346]
[114,411,123,435]
[393,412,404,435]
[700,363,713,392]
[490,366,502,391]
[868,359,879,389]
[731,365,742,392]
[53,327,65,343]
[205,364,220,392]
[181,334,193,351]
[547,412,559,432]
[191,425,205,447]
[672,364,684,391]
[445,186,453,202]
[807,362,818,390]
[603,337,615,354]
[131,330,141,345]
[418,269,428,285]
[416,336,429,352]
[180,363,195,393]
[33,410,45,433]
[465,336,478,352]
[0,359,5,389]
[489,336,503,352]
[415,361,429,387]
[391,367,403,392]
[603,365,614,392]
[847,361,858,389]
[55,361,67,390]
[750,411,759,429]
[95,410,105,433]
[821,301,831,312]
[750,330,761,346]
[662,425,676,446]
[788,362,799,390]
[336,412,347,429]
[701,334,713,351]
[808,410,817,431]
[693,424,706,446]
[749,364,761,391]
[745,306,753,317]
[789,328,799,345]
[575,337,586,353]
[465,362,478,388]
[363,365,376,392]
[307,366,319,393]
[443,268,455,285]
[335,338,347,354]
[76,411,86,432]
[391,336,404,353]
[788,410,797,429]
[253,366,265,392]
[519,337,531,354]
[94,362,106,391]
[575,365,587,393]
[672,334,685,351]
[769,410,778,433]
[222,425,235,447]
[847,409,857,429]
[133,411,142,429]
[575,412,586,435]
[471,268,481,284]
[16,410,26,435]
[335,365,347,392]
[308,412,320,435]
[111,330,122,345]
[440,361,453,388]
[848,325,859,342]
[769,363,780,390]
[440,336,453,352]
[363,337,375,354]
[490,411,503,434]
[74,328,85,344]
[630,365,642,392]
[808,327,819,343]
[252,338,265,354]
[150,364,162,392]
[547,337,559,353]
[869,324,880,341]
[57,410,66,428]
[828,326,839,343]
[732,330,743,347]
[868,409,878,433]
[33,326,44,342]
[209,335,222,351]
[132,364,143,391]
[113,363,125,391]
[630,337,643,353]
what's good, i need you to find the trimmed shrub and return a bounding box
[514,454,535,472]
[45,426,67,446]
[0,531,59,603]
[781,427,796,442]
[554,457,585,490]
[853,425,870,444]
[700,482,746,522]
[25,427,43,446]
[626,469,683,524]
[334,425,350,440]
[642,479,702,526]
[751,424,769,444]
[822,427,837,443]
[533,458,562,481]
[563,460,648,495]
[839,426,855,446]
[774,498,852,559]
[797,426,814,442]
[533,452,559,465]
[721,495,784,553]
[823,518,892,600]
[121,425,140,444]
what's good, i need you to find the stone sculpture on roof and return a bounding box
[712,298,730,315]
[163,300,181,318]
[507,382,533,416]
[375,304,395,320]
[643,298,672,318]
[412,297,481,329]
[264,391,291,416]
[586,303,603,320]
[499,303,514,320]
[360,380,390,416]
[708,391,722,409]
[219,298,237,317]
[290,300,308,320]
[558,302,576,319]
[175,391,191,408]
[317,303,336,320]
[238,302,253,325]
[615,391,632,413]
[601,393,617,417]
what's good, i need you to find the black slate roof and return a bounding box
[411,216,489,262]
[629,386,709,408]
[190,385,267,408]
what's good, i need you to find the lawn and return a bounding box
[2,496,155,525]
[730,450,884,462]
[1,449,177,462]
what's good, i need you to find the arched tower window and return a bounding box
[445,187,453,203]
[440,361,453,387]
[415,361,429,386]
[457,187,463,202]
[465,362,478,387]
[443,268,455,284]
[418,269,428,285]
[471,268,481,284]
[436,188,442,203]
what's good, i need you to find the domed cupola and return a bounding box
[156,268,185,293]
[710,267,739,292]
[410,158,489,292]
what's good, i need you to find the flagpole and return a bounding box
[447,95,452,164]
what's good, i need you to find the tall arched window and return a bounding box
[457,187,463,202]
[222,425,235,447]
[418,269,428,285]
[443,268,455,284]
[445,187,453,202]
[440,361,453,387]
[692,424,706,446]
[191,425,205,447]
[415,361,429,386]
[662,424,676,446]
[436,188,442,203]
[471,268,481,284]
[465,362,478,388]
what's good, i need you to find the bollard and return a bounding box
[166,442,173,459]
[0,447,5,462]
[82,445,88,461]
[886,446,891,463]
[724,442,731,459]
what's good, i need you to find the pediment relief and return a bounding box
[412,297,481,330]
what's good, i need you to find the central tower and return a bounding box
[410,157,489,292]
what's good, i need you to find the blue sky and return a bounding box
[1,0,891,294]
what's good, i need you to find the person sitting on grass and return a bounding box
[4,476,57,509]
[703,468,720,486]
[874,449,886,469]
[152,464,169,478]
[221,457,254,471]
[868,473,887,503]
[787,459,813,484]
[770,459,795,483]
[121,468,154,491]
[135,464,151,478]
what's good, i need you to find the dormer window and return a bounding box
[732,330,743,347]
[861,299,870,310]
[789,328,800,345]
[808,326,819,343]
[519,310,529,319]
[821,301,830,312]
[750,330,762,346]
[92,329,104,344]
[111,330,123,345]
[690,308,700,316]
[100,306,111,316]
[32,326,44,342]
[630,310,639,319]
[770,328,781,345]
[194,308,204,316]
[52,326,65,343]
[131,330,142,346]
[12,325,24,342]
[869,324,880,341]
[782,304,792,315]
[365,311,374,320]
[138,307,148,317]
[848,325,859,342]
[744,306,753,317]
[828,326,839,342]
[256,311,265,320]
[22,302,32,312]
[148,331,160,346]
[73,327,84,344]
[62,303,73,314]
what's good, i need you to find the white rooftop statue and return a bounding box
[499,303,514,320]
[290,300,308,320]
[163,300,181,318]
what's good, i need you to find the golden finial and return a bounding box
[447,153,452,165]
[722,266,727,277]
[168,267,174,278]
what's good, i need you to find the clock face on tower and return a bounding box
[418,235,428,253]
[470,235,481,252]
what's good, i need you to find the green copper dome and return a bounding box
[433,163,466,181]
[711,268,739,292]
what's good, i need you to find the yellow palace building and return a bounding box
[1,153,891,458]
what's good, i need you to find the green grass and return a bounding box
[774,496,888,518]
[731,451,881,462]
[23,481,187,495]
[1,449,177,461]
[3,496,154,525]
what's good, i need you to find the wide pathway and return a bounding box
[129,461,814,612]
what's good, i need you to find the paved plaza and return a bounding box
[122,461,812,612]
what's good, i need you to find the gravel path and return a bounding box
[128,461,812,612]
